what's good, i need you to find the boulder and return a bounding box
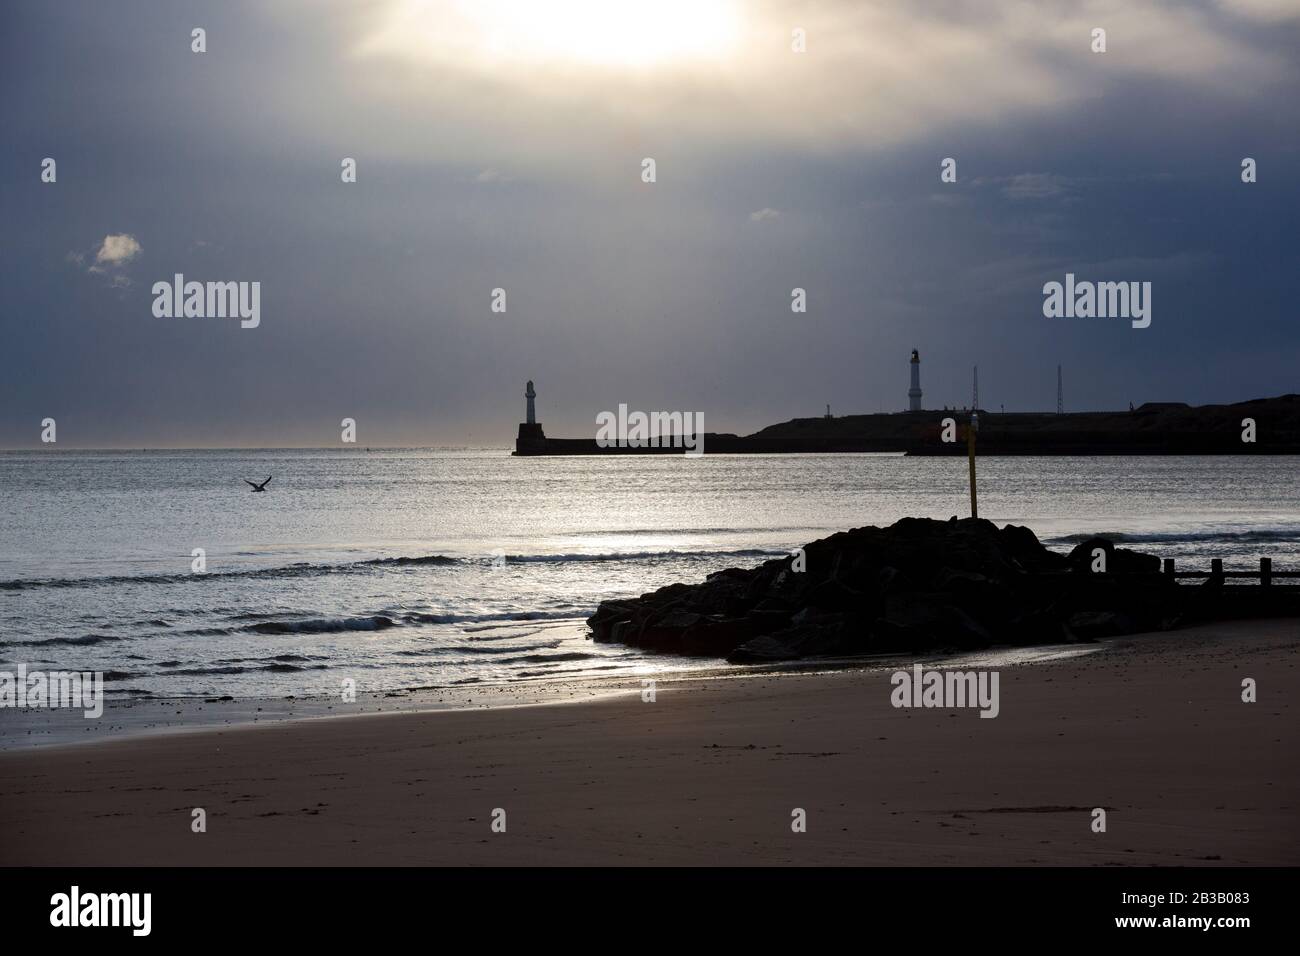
[1065,610,1140,640]
[634,609,702,650]
[682,615,776,656]
[587,601,637,642]
[879,593,992,651]
[1067,538,1161,575]
[726,635,802,663]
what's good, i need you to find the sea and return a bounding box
[2,450,1298,707]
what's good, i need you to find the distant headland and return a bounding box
[514,362,1300,456]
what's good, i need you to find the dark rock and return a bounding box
[880,593,992,650]
[635,609,702,650]
[682,615,775,656]
[609,620,636,645]
[752,596,798,614]
[1006,605,1069,644]
[587,601,637,642]
[1065,610,1140,640]
[1067,538,1160,575]
[727,634,802,663]
[870,619,935,653]
[998,524,1067,572]
[933,567,992,590]
[804,578,868,612]
[877,565,908,594]
[727,613,862,662]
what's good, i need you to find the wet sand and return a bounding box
[1,619,1296,866]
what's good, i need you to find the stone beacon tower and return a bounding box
[908,349,923,412]
[514,380,547,455]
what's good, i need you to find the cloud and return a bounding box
[74,233,142,286]
[1000,174,1075,201]
[248,0,1294,171]
[967,173,1079,200]
[748,207,780,223]
[92,233,142,268]
[1216,0,1300,21]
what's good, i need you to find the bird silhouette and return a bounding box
[244,476,272,492]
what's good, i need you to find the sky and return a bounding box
[2,0,1298,448]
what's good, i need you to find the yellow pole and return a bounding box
[967,413,978,519]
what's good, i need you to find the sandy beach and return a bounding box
[2,619,1295,867]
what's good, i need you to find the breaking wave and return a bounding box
[241,615,397,635]
[0,546,780,592]
[1048,528,1300,546]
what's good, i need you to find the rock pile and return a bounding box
[586,517,1180,663]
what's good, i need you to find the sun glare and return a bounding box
[361,0,743,70]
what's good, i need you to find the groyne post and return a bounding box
[1261,557,1272,587]
[1163,558,1175,579]
[967,412,978,519]
[1211,558,1224,585]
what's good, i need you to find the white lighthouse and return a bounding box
[908,350,923,411]
[525,380,537,425]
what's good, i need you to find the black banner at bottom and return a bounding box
[0,866,1285,941]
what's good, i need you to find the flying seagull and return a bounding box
[244,476,272,493]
